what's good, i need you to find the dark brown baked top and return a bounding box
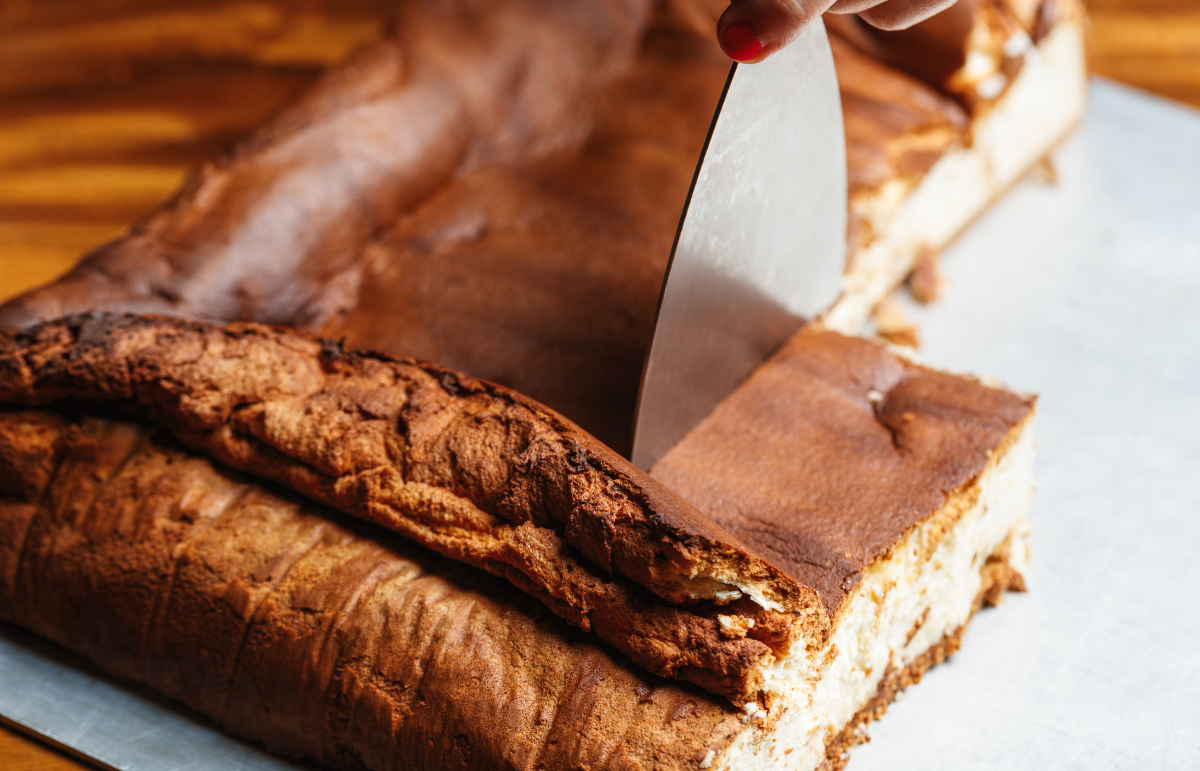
[652,329,1035,617]
[0,0,655,332]
[0,313,829,705]
[0,7,979,458]
[0,409,744,771]
[328,24,971,450]
[330,26,728,454]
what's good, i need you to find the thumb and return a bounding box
[716,0,836,62]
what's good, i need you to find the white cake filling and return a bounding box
[715,418,1036,771]
[824,18,1088,334]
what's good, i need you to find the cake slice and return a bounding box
[651,328,1035,767]
[824,0,1088,330]
[0,323,1034,771]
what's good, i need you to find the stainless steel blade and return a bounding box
[630,20,846,471]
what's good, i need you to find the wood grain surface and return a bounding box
[0,724,89,771]
[0,0,1196,768]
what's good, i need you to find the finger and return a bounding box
[716,0,837,62]
[854,0,956,31]
[826,0,889,13]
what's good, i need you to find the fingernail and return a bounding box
[722,20,763,62]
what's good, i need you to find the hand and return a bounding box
[716,0,956,61]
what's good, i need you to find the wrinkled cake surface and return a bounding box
[0,409,745,771]
[0,313,831,705]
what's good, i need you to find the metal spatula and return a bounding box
[631,20,847,470]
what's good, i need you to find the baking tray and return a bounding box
[2,78,1199,770]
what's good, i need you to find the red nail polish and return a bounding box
[722,21,763,62]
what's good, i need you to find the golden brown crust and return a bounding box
[0,410,747,770]
[0,313,829,705]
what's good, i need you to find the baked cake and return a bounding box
[0,316,1034,771]
[0,0,1069,767]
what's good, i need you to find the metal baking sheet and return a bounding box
[0,625,308,770]
[2,78,1199,769]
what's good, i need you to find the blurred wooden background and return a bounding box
[1,0,1199,767]
[0,0,392,308]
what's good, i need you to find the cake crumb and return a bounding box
[872,296,920,348]
[1003,29,1033,57]
[976,72,1008,100]
[699,750,716,769]
[1030,156,1058,185]
[908,246,945,304]
[867,390,884,404]
[718,614,754,639]
[740,703,765,724]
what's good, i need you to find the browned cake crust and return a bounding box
[652,329,1035,618]
[0,7,982,454]
[824,19,969,200]
[325,24,973,454]
[0,313,830,705]
[0,0,656,332]
[330,24,728,453]
[0,409,748,771]
[834,0,1064,111]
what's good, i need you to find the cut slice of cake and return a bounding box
[651,328,1035,768]
[824,0,1088,331]
[0,323,1034,771]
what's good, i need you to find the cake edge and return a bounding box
[710,408,1035,771]
[826,7,1088,334]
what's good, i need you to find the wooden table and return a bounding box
[0,0,1197,767]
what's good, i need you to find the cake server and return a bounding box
[630,20,846,471]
